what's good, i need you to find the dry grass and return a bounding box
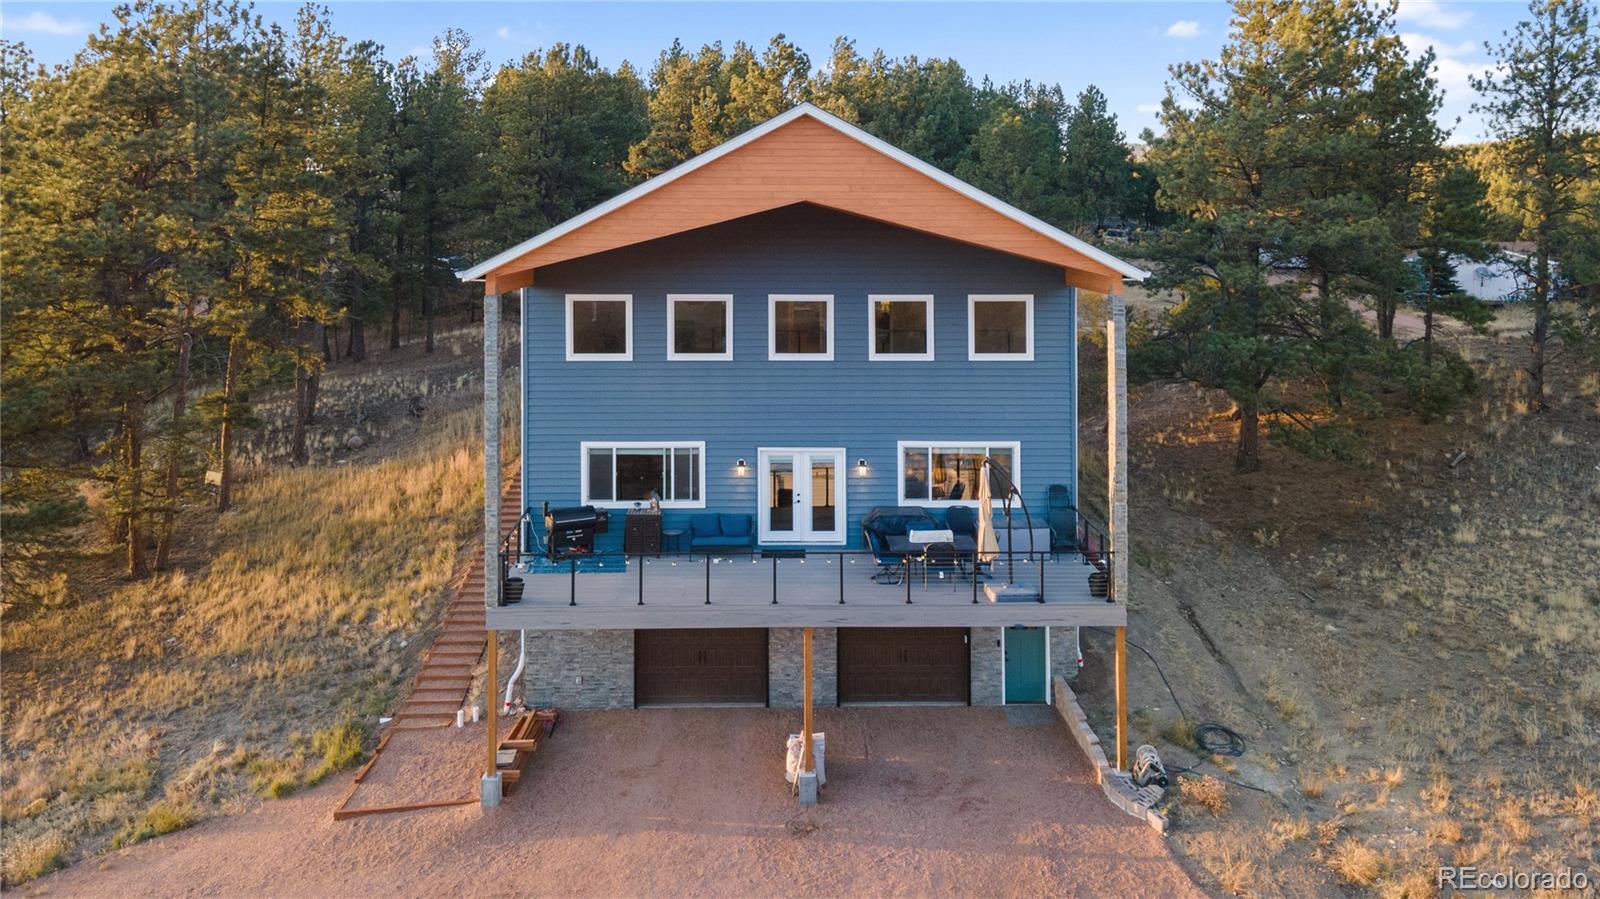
[1328,837,1383,886]
[0,347,510,884]
[1179,774,1229,817]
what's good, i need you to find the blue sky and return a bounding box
[2,1,1528,142]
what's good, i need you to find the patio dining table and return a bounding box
[885,534,978,555]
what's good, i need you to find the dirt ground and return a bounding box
[26,708,1200,898]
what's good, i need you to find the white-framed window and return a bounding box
[867,294,934,361]
[768,294,833,360]
[968,294,1033,361]
[896,441,1021,506]
[580,441,705,508]
[666,294,733,360]
[566,294,632,361]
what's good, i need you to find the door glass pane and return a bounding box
[768,456,794,532]
[571,299,628,355]
[972,300,1027,355]
[615,449,665,501]
[874,300,928,355]
[587,448,613,502]
[673,300,727,355]
[773,300,828,354]
[810,456,836,533]
[902,447,930,501]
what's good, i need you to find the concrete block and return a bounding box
[480,773,502,809]
[797,771,818,805]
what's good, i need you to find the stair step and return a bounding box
[393,712,459,721]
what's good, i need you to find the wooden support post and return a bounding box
[1114,625,1128,772]
[486,633,499,778]
[801,626,815,773]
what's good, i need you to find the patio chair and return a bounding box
[920,541,966,588]
[865,528,904,584]
[1046,484,1073,553]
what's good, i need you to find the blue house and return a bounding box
[460,105,1142,796]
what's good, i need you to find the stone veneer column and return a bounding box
[483,291,500,611]
[523,630,635,709]
[769,628,837,707]
[969,627,1004,705]
[1107,292,1130,605]
[1049,626,1081,680]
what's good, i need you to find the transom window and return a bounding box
[968,295,1033,361]
[667,294,733,360]
[566,295,632,361]
[898,441,1020,505]
[581,442,705,508]
[868,295,934,361]
[768,295,833,360]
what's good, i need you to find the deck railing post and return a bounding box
[771,556,778,604]
[705,555,712,605]
[972,552,979,604]
[637,553,644,606]
[569,559,576,606]
[838,552,845,604]
[905,558,913,604]
[1038,550,1045,603]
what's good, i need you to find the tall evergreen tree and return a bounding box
[1472,0,1600,410]
[1061,85,1134,232]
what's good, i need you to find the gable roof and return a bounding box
[460,103,1148,293]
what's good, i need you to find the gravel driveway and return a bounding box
[36,707,1200,897]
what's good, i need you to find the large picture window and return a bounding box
[582,442,705,508]
[667,294,733,360]
[868,295,934,361]
[768,295,833,360]
[566,295,632,361]
[968,294,1033,360]
[897,441,1020,505]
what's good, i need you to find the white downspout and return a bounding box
[502,629,526,714]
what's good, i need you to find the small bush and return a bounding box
[2,830,69,886]
[1329,837,1383,886]
[1180,774,1229,817]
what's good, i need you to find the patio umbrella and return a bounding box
[976,460,1000,565]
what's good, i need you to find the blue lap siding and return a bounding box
[520,203,1077,550]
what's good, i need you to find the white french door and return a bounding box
[757,448,847,544]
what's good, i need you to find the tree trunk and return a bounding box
[292,347,310,467]
[348,314,366,362]
[124,400,150,578]
[216,336,241,512]
[1376,294,1396,342]
[423,282,435,354]
[1422,291,1434,365]
[154,309,194,570]
[389,273,403,351]
[1529,250,1551,412]
[1234,399,1261,474]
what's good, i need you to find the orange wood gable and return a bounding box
[481,116,1125,296]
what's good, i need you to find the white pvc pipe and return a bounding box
[502,629,526,714]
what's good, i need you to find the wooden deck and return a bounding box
[489,551,1124,630]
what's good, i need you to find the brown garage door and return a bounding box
[837,628,970,704]
[635,629,768,706]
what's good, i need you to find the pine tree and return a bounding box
[1472,0,1600,410]
[1061,85,1135,232]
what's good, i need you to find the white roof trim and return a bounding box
[458,102,1149,283]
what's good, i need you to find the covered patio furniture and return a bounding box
[1046,484,1074,552]
[861,506,940,584]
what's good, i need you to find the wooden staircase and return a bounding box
[392,472,523,730]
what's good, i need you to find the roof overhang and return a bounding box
[461,103,1149,294]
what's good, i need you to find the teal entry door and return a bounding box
[1004,626,1048,703]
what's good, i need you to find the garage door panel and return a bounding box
[635,629,768,706]
[837,628,969,704]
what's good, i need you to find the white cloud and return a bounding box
[0,10,89,35]
[1398,31,1488,95]
[1394,0,1471,31]
[496,26,512,40]
[1136,103,1163,114]
[1165,20,1201,38]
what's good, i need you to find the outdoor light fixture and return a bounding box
[735,458,749,476]
[855,458,869,476]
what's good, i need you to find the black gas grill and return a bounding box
[542,502,609,559]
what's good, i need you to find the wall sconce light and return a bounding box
[735,458,749,476]
[855,458,869,477]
